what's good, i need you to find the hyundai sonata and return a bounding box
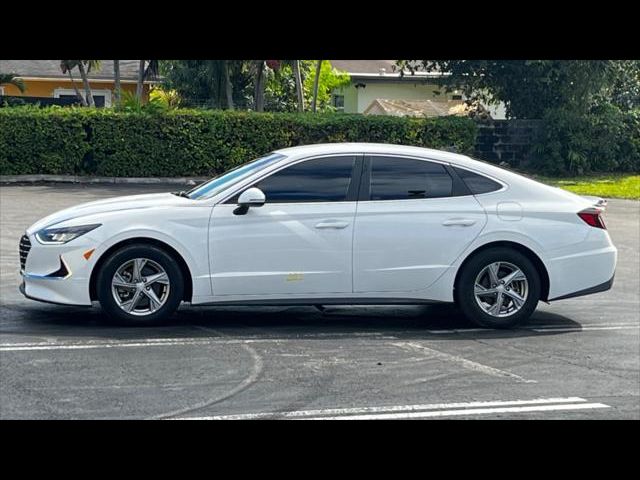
[19,143,617,328]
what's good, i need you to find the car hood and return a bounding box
[27,192,190,234]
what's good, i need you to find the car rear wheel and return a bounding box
[455,247,541,329]
[96,244,184,325]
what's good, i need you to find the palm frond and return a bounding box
[0,73,26,93]
[144,60,160,81]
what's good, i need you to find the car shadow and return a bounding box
[1,301,584,341]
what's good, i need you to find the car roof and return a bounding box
[274,143,468,164]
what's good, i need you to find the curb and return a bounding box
[0,175,209,185]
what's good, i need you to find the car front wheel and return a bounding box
[456,247,541,329]
[96,244,184,325]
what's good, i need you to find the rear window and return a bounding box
[454,167,502,194]
[370,157,453,200]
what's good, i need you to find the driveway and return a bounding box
[1,184,638,419]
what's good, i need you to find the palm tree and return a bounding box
[60,61,86,106]
[254,60,265,112]
[0,73,26,93]
[114,60,121,106]
[292,60,305,112]
[77,60,100,107]
[60,60,101,107]
[223,60,234,110]
[136,60,159,101]
[311,60,323,113]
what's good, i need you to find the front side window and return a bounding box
[251,156,356,203]
[188,153,286,200]
[369,156,453,200]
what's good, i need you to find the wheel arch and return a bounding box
[89,237,193,302]
[453,240,550,302]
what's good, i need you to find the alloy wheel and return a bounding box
[111,258,171,316]
[474,261,529,318]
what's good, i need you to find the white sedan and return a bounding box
[19,143,617,328]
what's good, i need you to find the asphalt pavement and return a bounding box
[1,184,638,419]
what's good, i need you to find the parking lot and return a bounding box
[1,183,638,419]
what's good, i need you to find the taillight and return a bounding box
[578,209,607,229]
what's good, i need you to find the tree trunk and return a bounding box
[254,60,265,112]
[77,62,95,107]
[224,61,234,110]
[293,60,305,112]
[311,60,323,113]
[66,69,87,106]
[114,60,121,107]
[136,60,145,101]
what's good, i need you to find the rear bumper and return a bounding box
[549,274,615,301]
[547,244,618,301]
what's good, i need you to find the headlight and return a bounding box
[35,224,101,245]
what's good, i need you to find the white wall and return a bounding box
[335,80,507,119]
[339,81,453,113]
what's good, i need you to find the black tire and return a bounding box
[455,247,541,329]
[96,244,184,325]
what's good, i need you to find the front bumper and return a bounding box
[19,280,90,307]
[19,233,97,306]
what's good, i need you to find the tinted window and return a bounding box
[189,153,286,200]
[253,156,355,203]
[454,167,502,194]
[369,157,453,200]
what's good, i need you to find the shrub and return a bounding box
[532,106,640,175]
[0,106,90,175]
[0,108,478,177]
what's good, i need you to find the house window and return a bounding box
[0,86,5,96]
[452,94,463,101]
[53,88,112,107]
[332,94,345,112]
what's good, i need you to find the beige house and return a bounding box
[363,98,468,117]
[329,60,506,119]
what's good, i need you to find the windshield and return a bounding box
[186,152,286,200]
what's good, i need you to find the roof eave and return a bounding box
[17,76,158,84]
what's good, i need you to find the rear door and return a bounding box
[353,155,487,293]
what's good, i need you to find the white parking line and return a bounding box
[0,333,394,352]
[0,323,636,352]
[391,341,537,383]
[311,403,610,420]
[0,338,227,352]
[177,397,609,420]
[531,325,640,333]
[427,323,639,334]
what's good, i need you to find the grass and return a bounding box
[535,174,640,200]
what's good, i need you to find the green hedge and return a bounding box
[0,107,478,177]
[0,107,90,175]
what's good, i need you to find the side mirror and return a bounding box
[234,187,265,215]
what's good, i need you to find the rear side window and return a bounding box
[253,156,356,203]
[369,157,453,200]
[453,167,502,194]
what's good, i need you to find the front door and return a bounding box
[353,155,487,293]
[210,155,361,297]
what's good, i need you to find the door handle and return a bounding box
[315,220,349,229]
[442,218,477,227]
